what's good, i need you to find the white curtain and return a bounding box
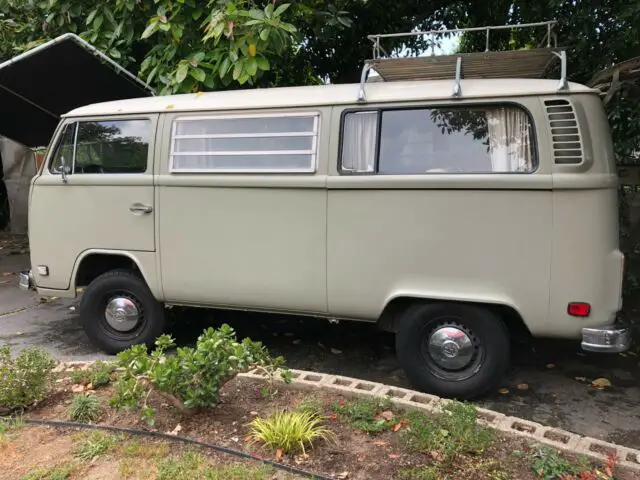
[342,112,377,172]
[486,108,533,172]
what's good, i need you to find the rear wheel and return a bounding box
[80,269,166,354]
[396,302,509,399]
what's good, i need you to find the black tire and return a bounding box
[396,302,509,399]
[80,269,166,354]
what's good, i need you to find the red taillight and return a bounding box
[568,302,591,317]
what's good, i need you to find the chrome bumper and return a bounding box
[582,325,631,353]
[18,269,34,291]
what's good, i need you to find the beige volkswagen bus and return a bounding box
[20,28,630,399]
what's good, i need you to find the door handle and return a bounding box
[129,203,153,214]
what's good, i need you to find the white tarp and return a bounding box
[1,136,36,234]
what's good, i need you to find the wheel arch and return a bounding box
[71,249,162,300]
[377,295,532,342]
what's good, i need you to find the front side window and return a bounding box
[170,113,319,173]
[49,124,75,174]
[341,105,536,174]
[49,119,151,174]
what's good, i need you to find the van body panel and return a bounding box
[155,108,330,313]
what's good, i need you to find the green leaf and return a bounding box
[93,15,103,30]
[176,63,189,83]
[86,9,98,26]
[248,9,265,20]
[190,68,206,82]
[246,57,258,76]
[232,61,243,81]
[219,57,231,78]
[192,7,203,21]
[109,48,121,59]
[203,76,215,89]
[273,3,291,16]
[158,22,171,32]
[141,21,158,39]
[103,7,115,26]
[192,52,206,63]
[265,3,274,18]
[140,55,152,73]
[259,28,270,41]
[255,56,269,71]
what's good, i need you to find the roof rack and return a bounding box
[357,20,567,102]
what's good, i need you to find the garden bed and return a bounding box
[0,367,629,480]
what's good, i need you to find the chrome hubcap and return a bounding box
[104,296,140,332]
[427,326,474,370]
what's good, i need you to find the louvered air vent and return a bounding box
[544,99,583,165]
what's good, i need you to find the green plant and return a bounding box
[110,324,290,425]
[401,402,495,463]
[203,463,276,480]
[157,451,205,480]
[330,396,396,434]
[22,464,74,480]
[0,346,56,410]
[397,466,439,480]
[296,396,324,417]
[529,446,616,480]
[67,394,102,423]
[70,361,116,387]
[74,431,118,461]
[248,409,336,455]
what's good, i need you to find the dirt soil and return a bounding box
[3,372,634,480]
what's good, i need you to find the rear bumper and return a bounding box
[581,324,631,353]
[18,269,34,291]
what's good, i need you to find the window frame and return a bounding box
[47,116,154,175]
[337,102,539,176]
[168,111,321,174]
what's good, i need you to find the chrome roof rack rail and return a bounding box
[357,20,567,103]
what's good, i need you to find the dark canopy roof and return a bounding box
[0,33,154,148]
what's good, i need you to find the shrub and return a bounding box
[68,394,102,423]
[110,324,290,425]
[248,409,336,455]
[0,346,56,410]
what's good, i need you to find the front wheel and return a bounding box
[396,303,509,399]
[80,269,166,354]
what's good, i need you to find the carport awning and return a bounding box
[0,33,154,148]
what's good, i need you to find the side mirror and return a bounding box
[60,155,69,184]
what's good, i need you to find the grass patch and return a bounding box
[67,394,102,423]
[74,431,118,461]
[296,396,324,417]
[248,409,336,454]
[157,451,277,480]
[330,396,396,434]
[22,464,74,480]
[397,466,440,479]
[401,401,495,460]
[0,415,25,444]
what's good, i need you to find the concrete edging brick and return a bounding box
[53,361,640,473]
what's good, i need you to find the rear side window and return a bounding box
[170,113,320,173]
[340,105,536,174]
[49,119,151,174]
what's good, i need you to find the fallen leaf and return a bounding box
[337,472,349,479]
[167,424,182,436]
[629,351,637,357]
[292,339,302,345]
[0,280,9,285]
[2,272,13,277]
[195,91,204,97]
[498,388,509,395]
[575,376,587,382]
[275,448,283,461]
[165,104,174,110]
[331,348,343,355]
[86,383,94,391]
[357,456,365,462]
[250,411,258,416]
[329,413,337,421]
[71,384,85,393]
[388,453,401,459]
[516,383,529,391]
[592,378,612,389]
[546,363,555,369]
[15,331,22,336]
[374,440,388,446]
[380,410,394,421]
[430,450,444,461]
[392,422,402,432]
[619,353,628,358]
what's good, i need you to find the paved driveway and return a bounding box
[2,249,640,449]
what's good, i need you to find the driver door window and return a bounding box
[49,119,151,175]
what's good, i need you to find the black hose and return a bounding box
[21,418,335,480]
